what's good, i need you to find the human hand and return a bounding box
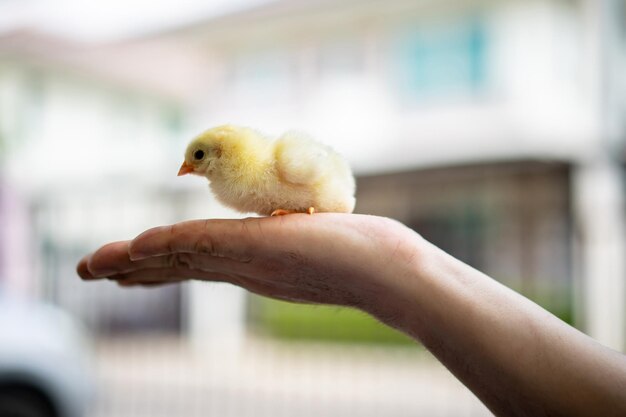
[78,213,626,416]
[77,214,421,316]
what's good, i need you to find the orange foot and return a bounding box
[270,207,316,216]
[271,209,296,216]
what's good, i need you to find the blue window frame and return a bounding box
[393,17,488,100]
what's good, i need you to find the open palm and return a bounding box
[78,214,418,314]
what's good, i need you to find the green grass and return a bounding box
[249,297,415,346]
[249,283,575,345]
[504,282,575,326]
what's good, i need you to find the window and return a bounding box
[410,205,487,269]
[15,70,45,144]
[162,104,183,136]
[392,17,488,101]
[356,162,574,324]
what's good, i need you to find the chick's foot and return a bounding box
[271,209,297,216]
[270,207,316,216]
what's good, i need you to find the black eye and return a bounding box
[193,150,205,160]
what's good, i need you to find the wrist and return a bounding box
[356,219,431,331]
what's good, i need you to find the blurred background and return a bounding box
[0,0,625,416]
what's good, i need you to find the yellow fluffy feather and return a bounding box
[177,125,356,216]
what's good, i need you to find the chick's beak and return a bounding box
[177,161,194,176]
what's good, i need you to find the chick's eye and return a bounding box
[193,150,205,160]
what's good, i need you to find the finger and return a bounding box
[86,241,131,277]
[77,254,96,280]
[108,267,300,299]
[117,280,181,288]
[128,218,267,261]
[88,243,257,278]
[106,266,235,285]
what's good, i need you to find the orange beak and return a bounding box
[177,161,194,176]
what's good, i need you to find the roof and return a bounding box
[142,0,451,45]
[0,30,210,101]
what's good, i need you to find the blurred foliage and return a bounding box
[249,296,415,346]
[249,280,574,345]
[500,281,574,326]
[550,305,574,327]
[527,291,574,326]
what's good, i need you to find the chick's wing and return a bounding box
[274,131,331,185]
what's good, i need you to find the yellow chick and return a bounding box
[177,125,356,216]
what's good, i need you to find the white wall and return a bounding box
[180,0,626,350]
[0,62,182,192]
[187,0,602,175]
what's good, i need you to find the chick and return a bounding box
[177,125,356,216]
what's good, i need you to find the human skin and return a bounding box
[77,214,626,416]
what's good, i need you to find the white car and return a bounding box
[0,291,94,417]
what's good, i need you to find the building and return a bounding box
[1,0,625,351]
[0,31,202,332]
[152,0,626,349]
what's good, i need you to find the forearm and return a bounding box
[368,235,626,417]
